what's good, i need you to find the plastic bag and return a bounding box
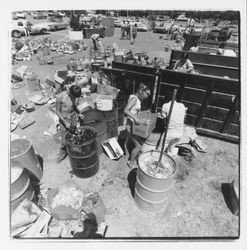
[47,180,84,220]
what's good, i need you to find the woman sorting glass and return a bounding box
[124,83,151,169]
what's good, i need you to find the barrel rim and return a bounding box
[10,138,32,159]
[137,150,177,180]
[65,126,98,147]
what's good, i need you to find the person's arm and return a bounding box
[173,60,179,70]
[124,97,141,124]
[186,59,194,73]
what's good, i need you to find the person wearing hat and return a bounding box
[173,52,194,73]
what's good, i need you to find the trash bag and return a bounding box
[47,180,84,220]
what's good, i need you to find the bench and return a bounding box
[169,50,239,79]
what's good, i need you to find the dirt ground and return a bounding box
[10,23,239,238]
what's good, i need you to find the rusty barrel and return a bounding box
[65,126,99,178]
[134,150,177,213]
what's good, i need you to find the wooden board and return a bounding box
[112,61,157,75]
[155,69,240,143]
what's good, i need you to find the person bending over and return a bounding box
[56,85,82,163]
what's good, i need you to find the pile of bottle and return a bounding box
[67,127,97,145]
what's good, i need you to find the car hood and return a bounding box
[45,21,68,25]
[33,23,49,27]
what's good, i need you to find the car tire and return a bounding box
[40,29,47,35]
[12,30,21,38]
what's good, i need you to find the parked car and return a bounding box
[114,19,122,27]
[207,28,220,40]
[136,22,148,32]
[33,12,47,19]
[11,20,51,37]
[15,12,26,19]
[193,24,204,33]
[153,20,173,33]
[45,16,69,31]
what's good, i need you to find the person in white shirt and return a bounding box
[173,52,194,73]
[124,83,151,169]
[217,43,237,57]
[160,91,187,155]
[189,41,199,53]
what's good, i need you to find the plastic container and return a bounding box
[134,150,177,213]
[132,111,157,138]
[96,95,113,111]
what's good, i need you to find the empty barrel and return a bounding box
[10,160,35,213]
[65,126,99,178]
[10,138,43,180]
[134,150,177,213]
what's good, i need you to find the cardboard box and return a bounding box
[132,111,157,138]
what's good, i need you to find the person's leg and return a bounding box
[56,124,68,163]
[127,135,143,169]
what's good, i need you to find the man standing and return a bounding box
[56,85,82,163]
[120,20,126,39]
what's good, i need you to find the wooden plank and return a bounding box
[204,105,229,122]
[196,127,239,144]
[182,87,206,104]
[170,59,239,78]
[197,46,239,57]
[213,78,239,94]
[225,123,240,137]
[170,50,239,68]
[112,61,157,75]
[158,82,181,97]
[208,92,236,109]
[185,114,198,127]
[231,111,240,125]
[220,94,240,134]
[196,81,215,127]
[201,117,224,132]
[182,101,202,116]
[198,40,239,50]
